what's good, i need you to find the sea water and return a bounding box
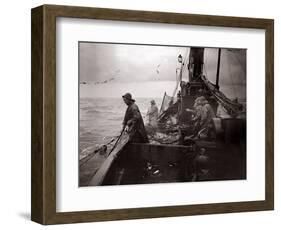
[79,97,162,159]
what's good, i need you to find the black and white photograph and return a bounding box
[79,42,246,187]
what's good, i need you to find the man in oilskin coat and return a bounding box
[122,93,149,143]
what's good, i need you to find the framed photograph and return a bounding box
[31,4,274,225]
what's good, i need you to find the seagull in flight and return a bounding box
[156,64,160,74]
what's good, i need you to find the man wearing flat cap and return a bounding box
[122,93,149,143]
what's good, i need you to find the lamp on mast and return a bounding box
[178,54,183,63]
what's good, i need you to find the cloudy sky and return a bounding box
[79,42,246,99]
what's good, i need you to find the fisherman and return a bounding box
[122,93,149,143]
[188,96,205,137]
[200,98,215,128]
[191,148,212,181]
[193,96,204,119]
[185,96,215,138]
[185,96,204,121]
[196,98,215,138]
[146,100,158,129]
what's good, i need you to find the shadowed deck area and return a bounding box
[79,141,246,187]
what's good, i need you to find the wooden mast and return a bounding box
[215,48,221,89]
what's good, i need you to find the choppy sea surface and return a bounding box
[79,97,162,159]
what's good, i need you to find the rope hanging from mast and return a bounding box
[200,75,244,117]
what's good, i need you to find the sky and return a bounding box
[79,42,246,99]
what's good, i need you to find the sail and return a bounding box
[159,92,173,114]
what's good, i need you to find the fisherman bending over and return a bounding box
[186,96,215,138]
[185,96,204,136]
[146,100,158,129]
[122,93,149,143]
[200,98,215,129]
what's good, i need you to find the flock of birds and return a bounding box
[80,64,161,85]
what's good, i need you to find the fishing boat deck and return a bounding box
[101,143,195,186]
[79,141,246,187]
